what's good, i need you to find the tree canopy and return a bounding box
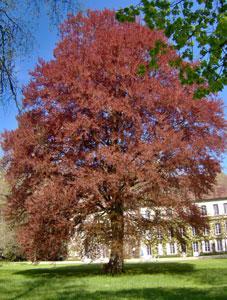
[1,10,226,273]
[117,0,227,98]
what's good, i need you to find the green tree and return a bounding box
[0,0,81,111]
[0,166,22,260]
[117,0,227,98]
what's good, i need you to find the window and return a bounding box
[158,244,163,256]
[170,243,176,254]
[166,208,173,217]
[225,221,227,232]
[215,223,221,235]
[193,242,199,252]
[169,228,174,239]
[179,227,185,237]
[146,231,152,240]
[155,209,161,218]
[146,244,152,256]
[157,229,163,240]
[145,209,151,219]
[213,204,219,215]
[192,227,197,236]
[224,203,227,214]
[204,227,210,236]
[217,239,223,251]
[204,241,210,252]
[201,205,207,215]
[181,242,187,253]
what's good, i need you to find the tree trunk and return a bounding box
[104,206,124,274]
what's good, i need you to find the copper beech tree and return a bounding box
[1,10,226,274]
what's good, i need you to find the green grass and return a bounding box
[1,258,227,299]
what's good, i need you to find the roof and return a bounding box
[199,173,227,202]
[196,196,227,203]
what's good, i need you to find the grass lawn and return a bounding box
[0,258,227,299]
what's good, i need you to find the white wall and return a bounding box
[196,199,227,216]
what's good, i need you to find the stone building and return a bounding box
[140,196,227,259]
[140,174,227,258]
[69,174,227,260]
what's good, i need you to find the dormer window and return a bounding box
[224,203,227,215]
[213,204,219,215]
[201,205,207,215]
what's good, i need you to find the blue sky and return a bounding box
[0,0,226,172]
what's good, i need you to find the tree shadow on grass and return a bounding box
[4,285,227,300]
[53,286,227,300]
[15,263,103,278]
[192,267,227,286]
[8,262,227,300]
[125,262,195,275]
[9,279,48,300]
[15,262,195,278]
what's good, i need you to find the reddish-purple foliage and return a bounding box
[1,10,226,273]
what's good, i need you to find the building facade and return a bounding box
[140,197,227,259]
[68,196,227,260]
[68,175,227,260]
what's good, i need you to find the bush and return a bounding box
[3,244,26,261]
[199,251,227,257]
